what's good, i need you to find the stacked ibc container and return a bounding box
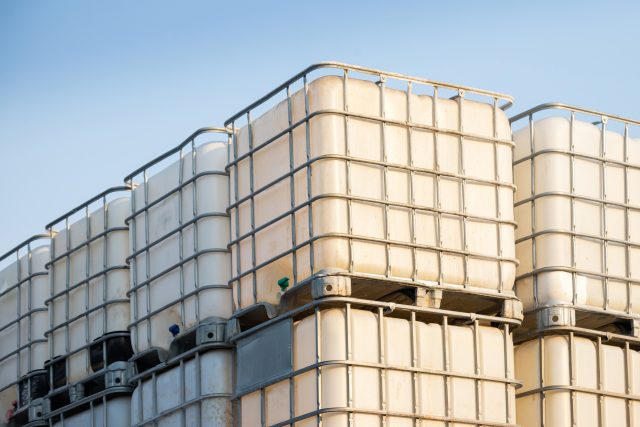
[43,187,133,425]
[0,236,50,427]
[125,128,233,426]
[225,62,522,426]
[511,103,640,426]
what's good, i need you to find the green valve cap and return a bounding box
[277,277,290,291]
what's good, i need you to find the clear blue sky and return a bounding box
[1,0,639,255]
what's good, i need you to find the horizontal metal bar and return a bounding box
[229,230,518,285]
[126,248,229,294]
[225,62,513,125]
[229,296,519,344]
[0,271,48,299]
[267,405,517,427]
[44,331,131,369]
[514,147,640,169]
[45,298,130,336]
[45,226,129,268]
[235,358,521,399]
[45,186,131,231]
[226,109,514,171]
[124,170,228,225]
[515,190,640,211]
[128,283,229,326]
[45,265,129,304]
[516,265,639,284]
[131,392,232,427]
[0,234,50,263]
[228,152,515,213]
[516,228,640,248]
[123,127,230,183]
[0,337,48,366]
[126,212,228,262]
[0,306,47,334]
[517,384,640,401]
[229,192,516,247]
[509,102,640,126]
[513,325,640,347]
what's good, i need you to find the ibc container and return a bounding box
[515,329,640,427]
[49,395,130,427]
[124,128,232,362]
[233,297,519,426]
[45,187,133,389]
[130,345,233,426]
[226,62,519,317]
[511,103,640,336]
[0,235,50,427]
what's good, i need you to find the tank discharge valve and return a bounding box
[168,324,180,337]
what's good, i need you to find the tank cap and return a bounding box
[277,277,289,292]
[168,324,180,337]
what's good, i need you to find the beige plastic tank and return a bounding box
[236,301,517,426]
[131,349,233,426]
[0,236,50,424]
[47,189,131,384]
[227,63,517,311]
[515,333,640,426]
[126,129,232,355]
[512,104,640,326]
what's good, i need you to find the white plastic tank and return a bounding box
[512,104,640,322]
[0,235,50,425]
[47,188,131,385]
[51,396,130,427]
[131,349,232,426]
[235,299,517,426]
[126,128,232,355]
[515,332,640,426]
[226,63,517,312]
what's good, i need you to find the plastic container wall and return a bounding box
[46,188,132,386]
[0,235,50,424]
[131,349,232,426]
[50,396,131,427]
[234,299,518,426]
[125,128,232,356]
[512,105,640,324]
[226,63,517,312]
[515,332,640,426]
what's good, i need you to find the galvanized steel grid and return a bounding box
[231,296,521,427]
[224,62,519,312]
[0,234,50,408]
[44,186,132,388]
[123,127,232,354]
[511,103,640,318]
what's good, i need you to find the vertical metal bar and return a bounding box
[539,335,546,427]
[247,111,258,306]
[196,351,203,427]
[84,203,91,377]
[442,316,450,425]
[289,314,295,424]
[286,85,298,288]
[177,147,186,339]
[143,168,152,351]
[529,114,539,309]
[569,331,576,427]
[503,324,512,424]
[379,75,391,279]
[493,97,504,293]
[570,112,578,307]
[406,82,418,283]
[102,194,109,369]
[410,310,418,426]
[472,319,481,423]
[129,176,140,352]
[303,74,315,278]
[179,358,186,427]
[624,341,631,426]
[596,336,604,427]
[192,137,201,325]
[433,88,444,286]
[601,117,609,311]
[232,122,242,310]
[64,215,71,384]
[457,91,469,288]
[377,307,386,424]
[315,306,322,427]
[343,70,354,274]
[623,124,632,315]
[345,303,353,427]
